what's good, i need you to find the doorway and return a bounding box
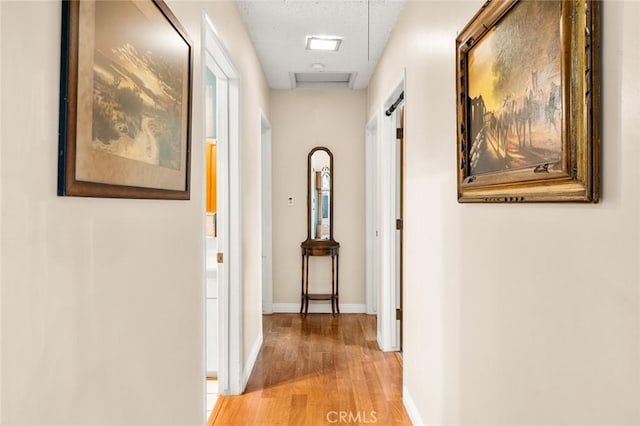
[204,66,220,420]
[394,103,405,351]
[368,76,405,352]
[366,117,378,318]
[385,89,405,352]
[261,112,273,314]
[202,13,244,421]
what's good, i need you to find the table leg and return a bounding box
[335,253,340,314]
[300,253,305,314]
[331,255,336,316]
[304,254,310,316]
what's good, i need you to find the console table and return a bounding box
[300,240,340,316]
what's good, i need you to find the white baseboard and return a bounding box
[403,385,425,426]
[241,332,263,391]
[262,302,273,315]
[272,303,366,314]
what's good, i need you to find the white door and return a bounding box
[394,105,404,351]
[376,79,404,352]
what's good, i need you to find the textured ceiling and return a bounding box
[237,0,405,89]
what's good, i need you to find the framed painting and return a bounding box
[456,0,599,203]
[58,0,193,199]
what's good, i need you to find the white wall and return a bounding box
[271,89,367,310]
[0,0,268,424]
[368,1,640,424]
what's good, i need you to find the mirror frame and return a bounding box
[305,146,336,245]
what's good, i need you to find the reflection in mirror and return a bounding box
[310,150,331,240]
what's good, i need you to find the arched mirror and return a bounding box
[300,146,340,316]
[306,147,334,242]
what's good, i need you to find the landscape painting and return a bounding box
[58,0,192,199]
[466,0,562,176]
[91,1,185,171]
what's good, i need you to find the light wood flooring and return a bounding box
[208,313,411,425]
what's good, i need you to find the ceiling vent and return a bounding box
[291,72,357,89]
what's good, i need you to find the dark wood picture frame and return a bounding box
[58,0,193,199]
[456,0,599,203]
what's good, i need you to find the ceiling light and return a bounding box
[311,63,325,71]
[306,36,342,51]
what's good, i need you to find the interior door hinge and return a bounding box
[396,219,403,230]
[217,252,224,264]
[396,128,404,139]
[396,308,402,321]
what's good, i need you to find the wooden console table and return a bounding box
[300,240,340,316]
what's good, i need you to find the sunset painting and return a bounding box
[91,1,188,171]
[467,0,562,176]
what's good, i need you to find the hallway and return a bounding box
[208,314,411,425]
[2,1,639,424]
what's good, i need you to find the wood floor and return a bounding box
[208,314,411,425]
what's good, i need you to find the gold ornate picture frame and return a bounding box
[456,0,599,203]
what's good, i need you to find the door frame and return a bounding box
[202,13,243,396]
[369,73,405,352]
[365,116,378,315]
[260,111,273,314]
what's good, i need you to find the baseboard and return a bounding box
[403,385,425,426]
[272,303,366,314]
[241,332,263,391]
[262,302,273,315]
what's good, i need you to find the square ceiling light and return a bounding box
[305,36,342,51]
